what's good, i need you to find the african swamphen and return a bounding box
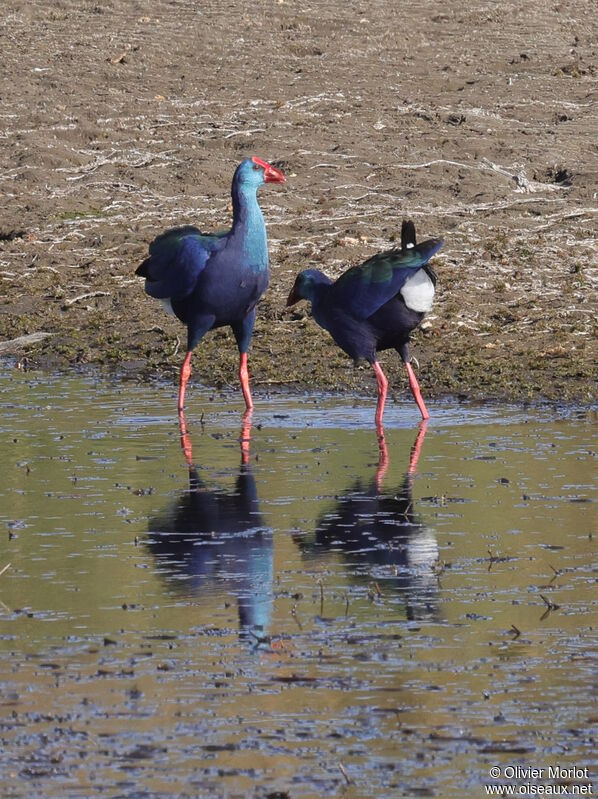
[286,221,443,425]
[136,157,286,414]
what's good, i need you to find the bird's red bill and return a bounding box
[252,156,286,183]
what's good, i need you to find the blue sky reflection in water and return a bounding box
[0,369,596,798]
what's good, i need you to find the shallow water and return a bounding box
[0,369,596,798]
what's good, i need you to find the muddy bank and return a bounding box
[0,0,596,404]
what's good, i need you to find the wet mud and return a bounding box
[0,0,596,404]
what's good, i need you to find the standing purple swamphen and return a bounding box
[286,221,444,426]
[136,157,286,414]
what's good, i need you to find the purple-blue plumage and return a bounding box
[287,220,444,425]
[137,157,286,414]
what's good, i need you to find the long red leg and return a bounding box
[405,361,430,420]
[372,360,388,428]
[239,352,253,412]
[178,351,193,414]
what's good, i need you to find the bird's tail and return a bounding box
[401,220,417,250]
[399,220,443,266]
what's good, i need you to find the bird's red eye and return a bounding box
[253,163,261,171]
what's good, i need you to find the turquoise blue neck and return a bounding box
[231,183,268,268]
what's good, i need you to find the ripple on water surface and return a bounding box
[0,369,596,798]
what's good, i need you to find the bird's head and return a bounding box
[234,157,286,188]
[286,269,331,306]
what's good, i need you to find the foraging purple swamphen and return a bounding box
[286,221,443,426]
[136,157,286,414]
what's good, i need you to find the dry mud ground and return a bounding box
[0,0,596,405]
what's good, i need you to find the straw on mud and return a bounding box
[487,549,501,572]
[539,594,560,621]
[338,762,351,785]
[368,582,382,602]
[540,594,559,611]
[0,563,11,613]
[548,564,561,579]
[0,333,53,353]
[391,156,569,193]
[291,604,302,630]
[63,291,110,307]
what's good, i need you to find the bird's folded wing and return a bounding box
[330,238,444,319]
[136,226,226,300]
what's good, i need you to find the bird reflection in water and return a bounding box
[146,412,274,647]
[298,422,439,621]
